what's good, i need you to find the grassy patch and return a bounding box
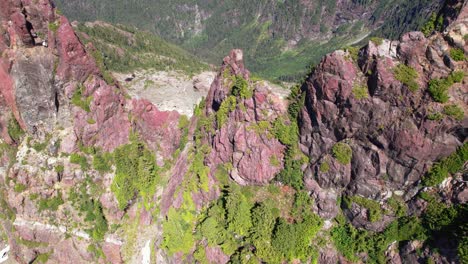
[428,70,464,103]
[369,37,383,46]
[7,116,24,143]
[71,84,93,112]
[393,64,418,92]
[450,48,465,61]
[345,196,383,222]
[70,153,89,170]
[332,142,352,165]
[38,192,64,211]
[443,104,464,121]
[14,183,27,193]
[352,85,369,99]
[422,142,467,186]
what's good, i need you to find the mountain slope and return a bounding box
[54,0,444,81]
[74,21,209,75]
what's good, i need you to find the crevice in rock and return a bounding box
[54,91,59,113]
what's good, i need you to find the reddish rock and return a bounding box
[300,12,466,217]
[100,192,124,222]
[205,246,230,264]
[55,16,98,82]
[102,242,123,264]
[203,50,288,186]
[129,98,181,160]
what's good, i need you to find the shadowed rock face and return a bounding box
[299,4,467,220]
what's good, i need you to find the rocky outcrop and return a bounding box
[204,49,287,185]
[299,6,467,220]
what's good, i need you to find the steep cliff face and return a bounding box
[204,50,288,186]
[0,1,182,263]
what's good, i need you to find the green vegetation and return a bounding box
[369,37,383,46]
[69,178,108,241]
[216,96,236,129]
[196,185,322,263]
[230,76,253,99]
[331,215,426,263]
[14,183,27,193]
[345,196,383,222]
[55,165,64,173]
[332,142,352,165]
[428,70,465,103]
[450,48,465,62]
[71,84,93,112]
[393,64,419,92]
[31,134,52,152]
[319,160,330,173]
[274,86,308,190]
[422,142,468,186]
[345,46,360,61]
[427,111,443,121]
[421,13,443,37]
[443,104,464,121]
[70,153,89,170]
[76,23,208,75]
[178,115,190,150]
[33,252,51,264]
[7,116,24,143]
[387,196,407,217]
[92,153,113,173]
[48,21,60,32]
[352,85,369,99]
[38,192,64,211]
[111,139,160,210]
[162,192,197,256]
[55,0,441,82]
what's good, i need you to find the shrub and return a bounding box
[93,153,112,173]
[272,213,322,261]
[216,95,236,129]
[38,193,64,211]
[443,104,464,121]
[348,196,383,222]
[369,37,383,46]
[14,183,27,193]
[352,85,369,99]
[231,76,253,99]
[427,112,443,121]
[332,142,352,165]
[422,142,468,186]
[450,48,465,61]
[345,46,360,61]
[70,153,89,170]
[178,115,190,150]
[428,71,464,103]
[421,13,442,37]
[71,84,93,112]
[48,21,59,32]
[428,79,450,103]
[55,165,65,173]
[393,64,419,92]
[7,116,24,143]
[319,161,330,173]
